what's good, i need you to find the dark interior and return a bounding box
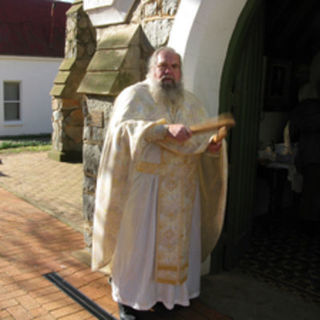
[239,0,320,304]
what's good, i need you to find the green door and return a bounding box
[212,0,265,270]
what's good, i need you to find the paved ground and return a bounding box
[0,152,83,232]
[0,152,232,320]
[0,151,319,320]
[0,152,120,320]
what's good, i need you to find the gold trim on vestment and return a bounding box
[136,150,198,285]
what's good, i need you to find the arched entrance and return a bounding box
[218,0,320,301]
[171,1,320,300]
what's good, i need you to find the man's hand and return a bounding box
[167,124,192,142]
[207,140,222,153]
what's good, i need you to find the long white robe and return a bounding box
[92,80,227,310]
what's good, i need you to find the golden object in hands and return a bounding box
[190,113,235,133]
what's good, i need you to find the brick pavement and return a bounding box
[0,152,232,320]
[0,187,118,320]
[0,152,119,319]
[0,152,84,232]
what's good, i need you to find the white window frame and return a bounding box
[3,81,22,125]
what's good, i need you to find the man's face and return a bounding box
[153,50,181,89]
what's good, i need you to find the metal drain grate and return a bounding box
[43,272,116,320]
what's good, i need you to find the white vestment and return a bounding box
[91,80,228,310]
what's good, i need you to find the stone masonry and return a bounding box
[50,0,96,162]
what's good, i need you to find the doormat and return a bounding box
[43,272,116,320]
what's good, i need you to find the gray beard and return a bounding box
[148,77,184,107]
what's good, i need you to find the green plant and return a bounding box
[0,135,51,153]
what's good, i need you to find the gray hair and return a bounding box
[147,47,182,78]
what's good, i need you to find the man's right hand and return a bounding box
[166,124,192,142]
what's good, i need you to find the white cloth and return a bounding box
[111,182,201,310]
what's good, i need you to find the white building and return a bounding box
[0,0,71,137]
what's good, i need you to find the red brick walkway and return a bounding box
[0,187,232,320]
[0,152,232,319]
[0,187,118,320]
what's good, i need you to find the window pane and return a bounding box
[4,82,20,100]
[4,102,20,120]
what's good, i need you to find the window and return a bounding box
[4,82,20,121]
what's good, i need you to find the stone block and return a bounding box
[65,109,84,126]
[53,110,63,121]
[162,0,179,16]
[87,49,128,72]
[52,98,61,111]
[83,143,101,175]
[83,193,95,222]
[89,111,104,128]
[65,125,83,144]
[142,19,173,48]
[62,99,81,109]
[60,57,77,71]
[78,71,118,95]
[86,96,113,113]
[83,175,97,194]
[83,125,91,141]
[50,85,65,97]
[85,126,105,142]
[144,1,157,17]
[54,71,70,84]
[97,24,140,50]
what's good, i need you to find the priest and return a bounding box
[92,47,229,320]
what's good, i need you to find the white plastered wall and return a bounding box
[168,0,247,116]
[0,56,62,136]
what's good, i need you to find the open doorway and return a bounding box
[236,0,320,304]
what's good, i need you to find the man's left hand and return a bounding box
[206,141,222,153]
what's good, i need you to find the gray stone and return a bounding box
[144,1,157,16]
[142,19,173,47]
[162,0,179,16]
[88,126,105,142]
[53,110,63,121]
[83,143,101,176]
[83,175,97,194]
[87,97,113,113]
[83,193,95,224]
[83,126,91,141]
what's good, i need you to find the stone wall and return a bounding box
[50,0,96,162]
[82,95,113,246]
